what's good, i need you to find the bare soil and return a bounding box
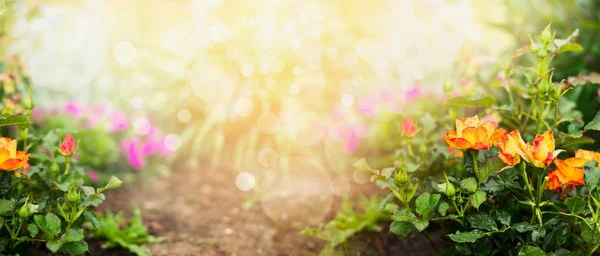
[96,165,438,256]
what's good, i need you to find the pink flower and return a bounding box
[344,128,358,153]
[88,170,99,183]
[110,111,129,133]
[121,139,145,169]
[404,87,421,101]
[59,134,76,156]
[65,101,83,118]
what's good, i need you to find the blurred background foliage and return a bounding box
[0,0,597,194]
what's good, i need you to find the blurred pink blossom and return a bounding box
[121,139,145,169]
[65,101,83,118]
[88,170,99,183]
[86,104,111,128]
[110,111,129,133]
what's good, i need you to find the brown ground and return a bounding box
[97,164,438,256]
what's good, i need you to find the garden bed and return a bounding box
[96,165,437,256]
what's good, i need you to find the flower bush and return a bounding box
[329,26,600,255]
[32,100,173,184]
[0,60,123,254]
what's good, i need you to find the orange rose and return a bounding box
[401,116,417,137]
[574,149,600,163]
[0,138,30,171]
[523,131,562,168]
[497,130,527,166]
[444,116,506,150]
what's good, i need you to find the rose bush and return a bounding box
[306,25,600,255]
[0,60,124,255]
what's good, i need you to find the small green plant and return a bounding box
[92,208,165,256]
[301,195,389,248]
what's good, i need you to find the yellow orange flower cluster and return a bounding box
[546,149,600,192]
[444,116,506,150]
[0,137,29,171]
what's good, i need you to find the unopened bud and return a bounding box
[445,182,456,198]
[395,170,410,185]
[67,190,80,205]
[540,24,553,45]
[18,204,30,219]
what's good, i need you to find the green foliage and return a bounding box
[92,208,165,256]
[301,196,388,247]
[346,26,600,255]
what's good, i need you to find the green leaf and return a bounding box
[42,132,60,152]
[81,186,96,197]
[470,190,487,210]
[460,177,478,193]
[467,213,497,231]
[59,240,88,255]
[554,248,583,256]
[45,213,62,236]
[448,230,486,243]
[531,226,546,243]
[54,181,71,192]
[415,193,441,219]
[410,218,429,232]
[353,159,378,175]
[83,211,101,229]
[60,228,85,242]
[104,176,123,190]
[380,167,394,178]
[46,240,63,253]
[390,221,417,238]
[513,222,536,233]
[518,246,546,256]
[28,223,39,237]
[564,196,588,215]
[557,42,583,53]
[585,110,600,131]
[34,215,47,232]
[446,96,495,108]
[496,210,511,226]
[478,157,506,183]
[583,160,600,190]
[438,202,449,217]
[0,115,32,128]
[0,199,15,215]
[581,218,600,244]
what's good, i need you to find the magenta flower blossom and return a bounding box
[344,128,358,153]
[88,170,99,183]
[65,101,83,118]
[110,111,129,133]
[121,139,145,169]
[404,86,421,101]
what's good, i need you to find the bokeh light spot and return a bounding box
[133,117,152,136]
[241,64,254,77]
[234,98,254,117]
[209,23,231,43]
[341,94,354,107]
[258,148,278,168]
[177,109,192,123]
[164,134,182,152]
[288,83,300,95]
[236,172,256,192]
[330,176,351,196]
[113,41,137,64]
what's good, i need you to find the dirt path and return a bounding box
[98,165,438,256]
